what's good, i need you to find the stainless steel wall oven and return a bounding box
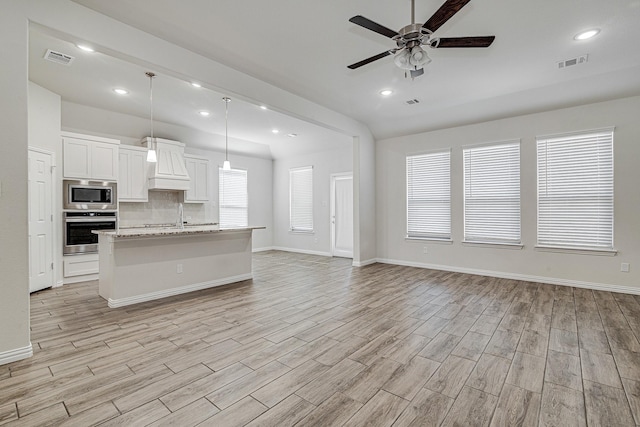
[63,212,117,255]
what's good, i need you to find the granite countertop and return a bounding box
[93,224,265,238]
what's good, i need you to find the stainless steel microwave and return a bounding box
[63,179,117,210]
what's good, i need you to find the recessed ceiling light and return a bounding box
[113,88,128,95]
[191,82,202,88]
[198,111,210,117]
[260,105,268,110]
[379,89,393,96]
[272,129,280,134]
[76,44,94,52]
[287,133,298,138]
[574,29,600,40]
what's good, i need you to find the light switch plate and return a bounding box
[621,263,630,273]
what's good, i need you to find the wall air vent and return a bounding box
[405,98,421,105]
[44,49,75,66]
[557,54,588,69]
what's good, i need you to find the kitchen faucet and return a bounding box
[177,202,184,230]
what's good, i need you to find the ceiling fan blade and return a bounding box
[423,0,471,33]
[431,36,495,48]
[347,51,392,69]
[349,15,399,39]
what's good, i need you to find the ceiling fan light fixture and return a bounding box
[393,49,412,70]
[409,46,431,67]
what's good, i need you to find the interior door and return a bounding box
[331,174,354,258]
[29,148,54,292]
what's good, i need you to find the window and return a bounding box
[537,128,614,250]
[406,150,451,240]
[290,166,313,232]
[219,167,248,228]
[463,141,521,245]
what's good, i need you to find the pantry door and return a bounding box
[28,148,54,292]
[330,174,353,258]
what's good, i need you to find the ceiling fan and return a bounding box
[348,0,495,78]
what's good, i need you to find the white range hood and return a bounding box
[142,137,191,191]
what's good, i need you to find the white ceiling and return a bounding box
[29,30,352,159]
[36,0,640,148]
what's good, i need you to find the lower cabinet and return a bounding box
[63,254,99,283]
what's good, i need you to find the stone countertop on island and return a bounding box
[93,225,265,239]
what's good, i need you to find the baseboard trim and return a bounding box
[0,343,33,366]
[270,246,332,257]
[376,258,640,295]
[252,246,275,253]
[353,258,377,267]
[107,273,254,308]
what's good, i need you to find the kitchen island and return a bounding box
[93,225,264,308]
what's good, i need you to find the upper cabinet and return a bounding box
[119,145,149,202]
[183,154,209,203]
[62,132,119,181]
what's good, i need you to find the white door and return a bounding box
[331,174,353,258]
[29,148,54,292]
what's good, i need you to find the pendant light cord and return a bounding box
[225,98,228,162]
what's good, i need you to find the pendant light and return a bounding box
[222,97,231,170]
[146,71,157,163]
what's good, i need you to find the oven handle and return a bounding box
[64,218,117,223]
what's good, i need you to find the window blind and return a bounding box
[219,167,248,228]
[290,166,313,232]
[537,129,614,249]
[463,141,521,244]
[406,151,451,239]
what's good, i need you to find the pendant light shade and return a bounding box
[146,72,157,163]
[223,97,231,170]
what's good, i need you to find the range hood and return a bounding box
[142,137,191,191]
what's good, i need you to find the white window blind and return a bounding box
[219,167,248,228]
[464,141,521,244]
[537,129,614,249]
[406,151,451,240]
[290,166,313,232]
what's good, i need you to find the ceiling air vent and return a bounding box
[405,98,421,105]
[44,49,75,66]
[557,54,588,69]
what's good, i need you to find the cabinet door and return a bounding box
[129,150,148,201]
[63,138,91,178]
[184,157,209,203]
[91,142,119,181]
[185,158,197,201]
[118,148,148,202]
[118,151,132,199]
[194,161,209,201]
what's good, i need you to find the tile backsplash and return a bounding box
[119,191,211,227]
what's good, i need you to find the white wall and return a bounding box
[28,82,63,287]
[377,96,640,291]
[0,1,31,364]
[273,145,353,255]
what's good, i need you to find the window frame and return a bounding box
[289,165,314,233]
[536,127,615,253]
[406,149,452,241]
[462,140,522,247]
[218,166,248,229]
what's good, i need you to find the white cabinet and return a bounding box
[183,155,210,203]
[119,146,149,202]
[62,132,119,180]
[63,253,99,284]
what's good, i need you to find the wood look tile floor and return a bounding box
[2,251,640,426]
